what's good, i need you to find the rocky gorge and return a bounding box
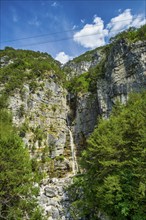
[0,30,146,219]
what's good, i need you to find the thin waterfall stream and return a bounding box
[68,128,78,175]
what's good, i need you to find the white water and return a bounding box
[68,129,78,175]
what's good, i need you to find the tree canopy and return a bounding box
[0,110,44,219]
[70,92,146,220]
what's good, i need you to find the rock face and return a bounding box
[66,40,146,151]
[1,39,146,220]
[63,48,102,79]
[38,176,73,220]
[97,40,146,118]
[7,75,72,176]
[73,93,99,154]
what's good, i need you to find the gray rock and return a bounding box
[39,194,48,205]
[52,207,60,219]
[44,187,56,198]
[2,38,146,220]
[47,199,59,207]
[97,40,146,118]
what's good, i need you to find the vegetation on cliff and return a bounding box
[0,25,145,220]
[110,24,146,43]
[65,52,108,94]
[0,110,44,219]
[0,47,65,103]
[65,25,146,95]
[69,91,146,220]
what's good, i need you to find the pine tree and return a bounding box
[0,110,44,219]
[79,92,146,220]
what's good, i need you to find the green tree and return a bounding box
[110,25,146,44]
[0,110,44,219]
[75,92,146,220]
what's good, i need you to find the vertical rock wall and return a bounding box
[97,40,146,118]
[73,93,99,154]
[8,76,72,176]
[1,39,146,220]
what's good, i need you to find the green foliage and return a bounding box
[29,81,38,93]
[71,92,146,220]
[71,48,100,63]
[18,104,25,117]
[19,122,29,138]
[0,110,44,219]
[110,25,146,44]
[55,155,65,161]
[68,174,96,219]
[51,104,57,112]
[66,57,107,94]
[0,92,9,109]
[45,89,53,99]
[0,47,66,98]
[66,72,89,94]
[41,146,50,163]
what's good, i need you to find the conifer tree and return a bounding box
[0,110,43,219]
[79,92,146,220]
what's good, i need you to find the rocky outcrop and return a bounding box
[38,176,73,220]
[1,38,146,220]
[63,48,103,79]
[97,40,146,118]
[0,55,14,67]
[65,40,146,156]
[7,75,73,176]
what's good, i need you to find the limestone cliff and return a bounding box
[63,47,103,79]
[0,35,146,220]
[65,40,146,152]
[8,78,71,176]
[0,50,73,179]
[97,40,146,118]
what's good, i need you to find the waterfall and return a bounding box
[68,128,78,175]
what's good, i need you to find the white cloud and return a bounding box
[55,52,73,64]
[73,16,108,49]
[51,2,58,7]
[81,19,85,24]
[12,14,18,22]
[11,8,18,23]
[107,9,145,37]
[72,25,78,30]
[131,15,146,28]
[73,9,145,49]
[28,16,41,27]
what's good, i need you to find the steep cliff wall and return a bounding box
[73,93,99,154]
[7,77,71,176]
[63,47,103,79]
[97,40,146,118]
[65,40,146,154]
[0,36,146,220]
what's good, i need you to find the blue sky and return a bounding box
[0,0,145,63]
